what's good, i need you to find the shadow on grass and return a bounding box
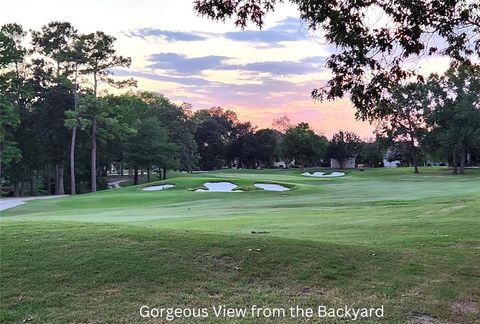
[2,222,479,323]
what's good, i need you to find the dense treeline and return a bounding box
[1,22,479,197]
[377,63,480,174]
[0,21,328,196]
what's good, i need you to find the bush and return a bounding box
[97,178,109,191]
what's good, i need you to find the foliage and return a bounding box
[254,128,279,167]
[124,119,177,176]
[280,123,328,168]
[376,81,429,173]
[194,0,480,120]
[193,107,237,170]
[425,62,480,173]
[357,139,385,168]
[328,130,362,169]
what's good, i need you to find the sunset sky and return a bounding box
[2,0,452,138]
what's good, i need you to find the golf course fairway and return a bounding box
[1,167,479,323]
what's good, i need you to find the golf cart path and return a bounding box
[108,180,127,189]
[0,195,68,212]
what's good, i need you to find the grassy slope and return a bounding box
[1,167,479,323]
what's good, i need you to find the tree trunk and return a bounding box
[453,153,458,174]
[147,165,150,183]
[55,164,59,195]
[70,67,78,195]
[120,162,124,176]
[46,164,51,194]
[13,181,19,197]
[163,167,167,180]
[23,179,28,197]
[91,116,97,192]
[133,166,139,185]
[30,171,37,196]
[91,71,98,192]
[48,164,54,195]
[412,152,419,174]
[411,141,419,174]
[19,180,24,197]
[58,164,65,195]
[70,126,77,195]
[459,148,466,174]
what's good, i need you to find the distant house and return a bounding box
[383,158,400,168]
[330,157,356,169]
[383,149,401,168]
[273,159,295,168]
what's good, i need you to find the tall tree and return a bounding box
[272,114,292,133]
[426,63,480,174]
[66,33,88,195]
[0,23,25,181]
[358,139,385,168]
[377,82,429,174]
[227,122,258,168]
[193,107,237,170]
[80,31,133,192]
[124,119,176,185]
[280,123,328,169]
[254,129,279,168]
[328,131,362,169]
[31,22,80,195]
[143,95,198,173]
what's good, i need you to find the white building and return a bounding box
[383,158,400,168]
[273,159,295,168]
[383,149,401,168]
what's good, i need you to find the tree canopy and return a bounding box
[280,122,328,168]
[194,0,480,120]
[328,130,362,169]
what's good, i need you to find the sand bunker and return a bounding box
[302,171,325,177]
[302,171,345,177]
[195,182,241,192]
[254,183,290,191]
[142,184,175,191]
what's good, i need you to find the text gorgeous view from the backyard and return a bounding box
[1,1,479,323]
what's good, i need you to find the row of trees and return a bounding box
[0,17,352,197]
[193,0,480,175]
[1,22,135,196]
[377,63,480,174]
[207,61,480,174]
[2,19,479,197]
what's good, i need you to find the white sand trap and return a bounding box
[302,171,325,177]
[142,184,175,191]
[328,172,345,177]
[195,182,241,192]
[255,183,290,191]
[302,171,345,177]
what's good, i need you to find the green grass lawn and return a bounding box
[1,167,479,323]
